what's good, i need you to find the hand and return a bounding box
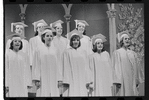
[58,81,63,88]
[33,80,41,89]
[5,87,9,94]
[27,86,32,89]
[86,83,90,89]
[113,83,121,88]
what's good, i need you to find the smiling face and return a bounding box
[95,39,103,51]
[55,26,63,36]
[15,25,24,35]
[122,35,130,47]
[77,24,85,34]
[71,35,80,49]
[36,23,45,34]
[12,38,21,51]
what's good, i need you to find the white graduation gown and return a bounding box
[89,51,113,96]
[32,42,59,97]
[29,35,43,66]
[5,50,32,97]
[52,36,68,81]
[112,48,141,96]
[62,47,89,96]
[78,35,93,56]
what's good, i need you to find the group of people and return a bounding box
[5,19,144,97]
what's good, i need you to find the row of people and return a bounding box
[5,19,143,97]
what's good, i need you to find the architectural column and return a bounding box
[19,4,28,37]
[62,4,73,38]
[107,4,117,56]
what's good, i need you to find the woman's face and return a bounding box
[55,26,63,36]
[77,24,85,34]
[37,25,44,34]
[96,39,103,51]
[12,39,21,50]
[44,32,53,43]
[123,35,130,47]
[72,37,80,49]
[15,25,23,35]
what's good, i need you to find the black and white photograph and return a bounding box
[4,3,144,97]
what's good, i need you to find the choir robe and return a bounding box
[52,36,68,81]
[32,42,60,97]
[5,50,32,97]
[29,35,43,66]
[62,47,89,96]
[112,48,142,96]
[89,51,113,96]
[78,35,93,57]
[6,39,29,55]
[29,35,44,95]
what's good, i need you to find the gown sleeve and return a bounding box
[5,52,9,87]
[32,50,41,81]
[62,50,71,84]
[24,53,32,87]
[29,39,34,66]
[88,55,95,85]
[111,51,122,84]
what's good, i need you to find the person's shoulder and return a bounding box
[102,51,110,55]
[83,35,90,39]
[29,36,37,42]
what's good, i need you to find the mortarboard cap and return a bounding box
[117,30,130,42]
[32,19,48,32]
[11,22,28,32]
[51,20,64,28]
[67,29,83,40]
[41,26,53,35]
[6,33,25,41]
[74,19,89,28]
[92,34,107,44]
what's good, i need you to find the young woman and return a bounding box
[6,22,29,55]
[74,19,93,57]
[5,34,32,97]
[51,20,68,85]
[29,19,48,67]
[32,27,60,97]
[89,34,113,96]
[29,19,48,96]
[62,30,90,96]
[112,31,141,96]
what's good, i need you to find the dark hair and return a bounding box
[76,25,86,35]
[9,40,23,50]
[92,42,105,53]
[70,35,81,49]
[41,33,46,43]
[34,31,39,36]
[120,38,124,47]
[41,30,54,43]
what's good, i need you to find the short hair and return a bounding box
[92,42,105,53]
[9,40,23,50]
[70,35,81,49]
[76,25,86,35]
